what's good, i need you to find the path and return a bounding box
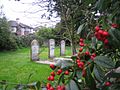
[35,57,72,65]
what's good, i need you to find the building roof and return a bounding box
[9,20,33,29]
[8,20,18,27]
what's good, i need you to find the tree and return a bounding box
[0,17,17,50]
[36,27,62,45]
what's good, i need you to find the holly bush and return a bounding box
[46,23,120,90]
[45,0,120,90]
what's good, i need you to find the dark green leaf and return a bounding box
[58,73,64,85]
[61,60,73,69]
[71,55,77,61]
[85,67,96,90]
[65,80,79,90]
[94,56,115,69]
[93,64,105,82]
[110,83,120,90]
[76,70,82,79]
[115,61,120,68]
[105,71,120,78]
[95,0,111,11]
[108,29,120,48]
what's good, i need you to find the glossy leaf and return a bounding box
[93,64,105,82]
[65,80,79,90]
[94,56,115,69]
[58,73,65,85]
[85,67,96,90]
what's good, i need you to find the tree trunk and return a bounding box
[71,40,77,55]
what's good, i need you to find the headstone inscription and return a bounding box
[60,40,65,56]
[49,39,55,58]
[31,39,39,61]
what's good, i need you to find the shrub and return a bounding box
[0,17,18,50]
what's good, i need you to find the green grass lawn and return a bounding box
[40,46,72,60]
[0,46,72,89]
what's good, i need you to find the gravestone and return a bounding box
[31,39,39,61]
[49,39,55,59]
[60,40,65,56]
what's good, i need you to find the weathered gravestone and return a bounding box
[31,39,39,61]
[49,39,55,59]
[60,40,65,56]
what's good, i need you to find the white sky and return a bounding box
[0,0,60,27]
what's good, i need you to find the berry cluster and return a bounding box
[46,64,69,90]
[76,59,84,69]
[90,53,96,60]
[79,38,97,60]
[46,82,65,90]
[94,26,109,45]
[79,38,85,47]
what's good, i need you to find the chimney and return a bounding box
[16,18,20,24]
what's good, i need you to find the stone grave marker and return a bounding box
[60,40,65,56]
[49,39,55,58]
[31,39,39,61]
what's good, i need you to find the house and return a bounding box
[9,20,35,36]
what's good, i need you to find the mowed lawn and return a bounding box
[0,46,71,89]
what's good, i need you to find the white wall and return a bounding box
[11,27,17,33]
[21,28,25,35]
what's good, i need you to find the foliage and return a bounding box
[0,17,18,50]
[36,27,62,45]
[44,0,120,90]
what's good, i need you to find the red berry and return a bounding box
[48,76,51,81]
[57,85,61,90]
[103,31,109,37]
[90,55,95,60]
[92,53,96,57]
[58,69,62,74]
[76,59,80,63]
[64,70,69,75]
[56,71,61,75]
[77,62,84,69]
[111,23,118,28]
[104,39,109,44]
[82,69,86,77]
[105,81,111,86]
[50,64,55,69]
[97,36,102,40]
[49,86,54,90]
[79,48,83,52]
[79,42,84,47]
[61,85,65,90]
[80,38,84,42]
[95,26,100,32]
[51,72,55,76]
[95,32,98,37]
[46,83,51,89]
[98,30,103,35]
[85,51,90,56]
[87,62,91,65]
[50,76,54,81]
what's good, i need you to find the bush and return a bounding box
[0,17,18,50]
[12,34,42,48]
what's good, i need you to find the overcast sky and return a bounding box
[0,0,60,27]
